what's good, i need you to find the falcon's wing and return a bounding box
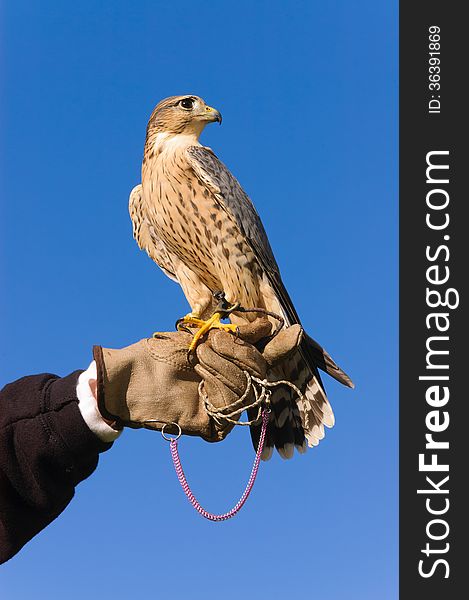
[186,146,353,388]
[128,184,178,282]
[186,146,301,322]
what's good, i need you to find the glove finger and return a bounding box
[203,330,267,378]
[195,344,248,394]
[194,363,240,407]
[195,364,252,442]
[236,317,272,344]
[194,364,239,441]
[262,324,304,367]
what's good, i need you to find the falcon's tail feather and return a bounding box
[302,333,354,389]
[249,349,337,460]
[248,312,353,459]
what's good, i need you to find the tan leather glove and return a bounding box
[92,321,303,443]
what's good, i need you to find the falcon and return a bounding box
[129,94,353,459]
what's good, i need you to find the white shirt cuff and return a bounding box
[76,361,122,443]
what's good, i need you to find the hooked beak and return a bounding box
[203,105,222,124]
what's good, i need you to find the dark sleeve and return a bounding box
[0,372,113,564]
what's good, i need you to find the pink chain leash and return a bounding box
[168,408,270,521]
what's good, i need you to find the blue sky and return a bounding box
[0,1,397,598]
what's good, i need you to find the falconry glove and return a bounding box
[92,321,303,442]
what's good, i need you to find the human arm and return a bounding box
[0,322,300,563]
[0,371,113,563]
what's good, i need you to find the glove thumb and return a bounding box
[262,324,304,367]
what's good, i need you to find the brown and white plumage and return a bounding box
[130,94,353,459]
[129,184,178,282]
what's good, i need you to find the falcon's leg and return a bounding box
[186,295,240,351]
[175,292,239,350]
[166,257,215,330]
[164,255,239,348]
[188,312,238,351]
[174,295,218,333]
[175,313,206,333]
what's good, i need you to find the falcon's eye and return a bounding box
[179,98,195,110]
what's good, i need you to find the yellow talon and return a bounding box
[187,311,238,351]
[176,313,206,331]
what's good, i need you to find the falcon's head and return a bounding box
[147,95,222,138]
